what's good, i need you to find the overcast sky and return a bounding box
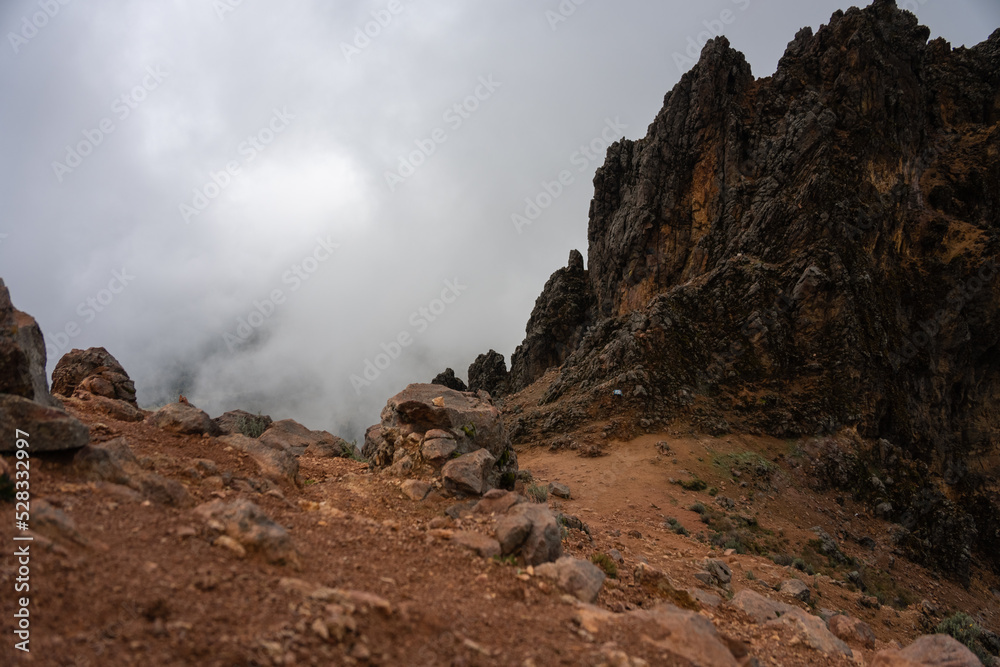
[1,0,997,440]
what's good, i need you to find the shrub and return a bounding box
[526,484,548,503]
[591,553,618,579]
[235,413,269,438]
[936,612,995,666]
[664,517,689,536]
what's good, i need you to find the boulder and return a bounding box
[430,368,467,392]
[212,409,273,437]
[260,419,350,458]
[870,634,984,666]
[400,479,431,501]
[146,402,218,436]
[780,578,811,603]
[534,556,605,603]
[62,393,145,422]
[500,502,562,565]
[633,562,699,609]
[362,383,517,489]
[51,347,137,405]
[548,481,571,499]
[828,614,877,650]
[73,438,191,506]
[728,589,796,623]
[623,603,741,667]
[218,434,298,485]
[193,498,297,565]
[766,608,852,658]
[0,394,89,453]
[442,448,495,495]
[0,279,60,406]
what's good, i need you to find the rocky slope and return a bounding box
[481,0,1000,583]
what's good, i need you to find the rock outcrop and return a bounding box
[507,250,592,393]
[363,384,517,493]
[52,347,137,406]
[466,350,509,397]
[502,2,1000,581]
[430,368,467,392]
[0,279,89,453]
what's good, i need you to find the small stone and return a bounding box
[534,556,606,603]
[442,448,496,495]
[400,479,431,501]
[214,535,246,557]
[311,618,329,641]
[548,482,571,499]
[780,578,811,603]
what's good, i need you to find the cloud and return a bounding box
[1,0,997,440]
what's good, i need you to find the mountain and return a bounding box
[490,0,1000,583]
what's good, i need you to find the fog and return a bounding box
[1,0,997,440]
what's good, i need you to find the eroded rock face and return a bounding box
[467,350,509,397]
[508,250,592,393]
[430,368,467,392]
[363,384,517,492]
[504,4,1000,580]
[0,278,61,407]
[52,347,137,406]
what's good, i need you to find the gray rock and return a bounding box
[0,279,61,407]
[0,394,89,453]
[442,448,495,495]
[548,481,571,499]
[780,578,811,603]
[534,556,605,603]
[504,502,562,565]
[875,501,894,519]
[421,435,457,462]
[260,419,349,458]
[703,558,732,585]
[219,434,299,485]
[467,350,509,397]
[362,383,516,485]
[193,498,297,565]
[495,513,533,555]
[212,409,273,437]
[728,589,796,623]
[146,402,218,436]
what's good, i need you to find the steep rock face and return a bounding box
[508,2,1000,580]
[430,368,467,392]
[0,278,60,407]
[508,250,594,393]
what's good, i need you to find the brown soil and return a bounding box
[1,396,997,666]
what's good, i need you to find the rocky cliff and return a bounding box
[488,1,1000,582]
